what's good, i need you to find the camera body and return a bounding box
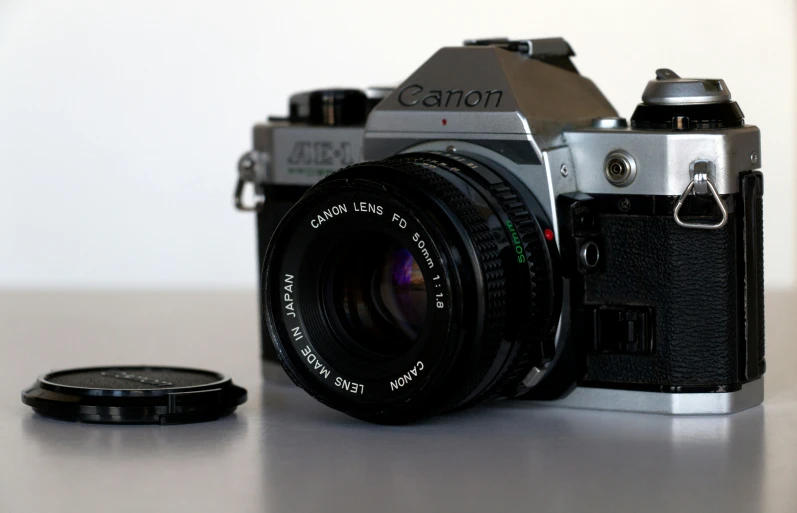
[237,38,764,418]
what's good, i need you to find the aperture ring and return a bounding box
[487,184,554,398]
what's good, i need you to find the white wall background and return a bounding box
[0,0,794,290]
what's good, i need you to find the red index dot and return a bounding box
[441,119,447,126]
[543,228,555,241]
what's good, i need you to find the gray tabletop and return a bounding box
[1,290,796,513]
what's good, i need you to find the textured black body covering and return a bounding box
[563,172,765,391]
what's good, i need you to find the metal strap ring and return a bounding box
[234,152,266,212]
[233,178,265,212]
[673,178,728,230]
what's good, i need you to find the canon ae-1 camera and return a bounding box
[234,37,765,424]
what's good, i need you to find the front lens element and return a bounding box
[327,233,427,358]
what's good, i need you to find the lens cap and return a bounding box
[21,366,247,425]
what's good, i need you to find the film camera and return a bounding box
[235,38,764,423]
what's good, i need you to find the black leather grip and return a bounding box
[566,172,765,391]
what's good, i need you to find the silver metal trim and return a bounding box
[364,45,616,142]
[564,126,761,196]
[365,87,394,101]
[255,125,364,187]
[591,117,628,129]
[535,378,764,415]
[521,367,545,388]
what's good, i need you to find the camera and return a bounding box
[234,38,765,423]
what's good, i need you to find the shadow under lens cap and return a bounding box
[21,365,247,425]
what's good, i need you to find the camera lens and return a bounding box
[263,152,561,423]
[326,233,427,357]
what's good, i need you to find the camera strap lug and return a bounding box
[234,150,267,212]
[673,160,728,230]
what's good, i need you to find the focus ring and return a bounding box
[385,157,509,413]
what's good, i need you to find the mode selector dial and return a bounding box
[289,89,368,126]
[631,69,744,130]
[642,69,732,105]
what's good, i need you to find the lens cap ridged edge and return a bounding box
[21,365,247,425]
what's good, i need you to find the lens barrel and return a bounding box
[263,152,560,423]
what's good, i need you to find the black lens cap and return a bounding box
[21,366,247,425]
